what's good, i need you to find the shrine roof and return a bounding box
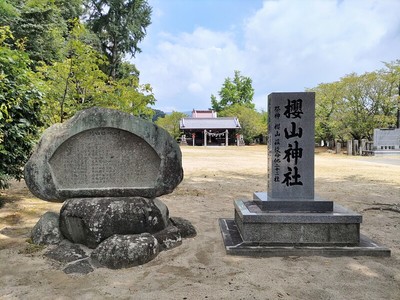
[179,117,241,130]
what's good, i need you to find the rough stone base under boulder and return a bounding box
[31,210,196,272]
[60,197,169,248]
[31,212,63,245]
[91,233,159,269]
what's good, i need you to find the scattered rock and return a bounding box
[91,233,159,269]
[45,241,88,263]
[31,212,63,245]
[63,259,94,275]
[153,226,182,251]
[170,217,197,238]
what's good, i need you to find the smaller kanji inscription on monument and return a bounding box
[267,92,315,200]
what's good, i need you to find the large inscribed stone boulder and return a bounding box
[24,107,183,202]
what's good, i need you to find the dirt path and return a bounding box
[0,146,399,299]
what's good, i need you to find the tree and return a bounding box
[0,26,43,189]
[34,21,108,123]
[211,70,255,112]
[152,109,166,122]
[101,74,156,120]
[340,72,396,140]
[0,0,19,25]
[219,104,266,144]
[85,0,152,79]
[55,0,83,25]
[311,81,346,145]
[311,67,398,144]
[7,0,68,67]
[382,60,400,128]
[155,112,188,140]
[34,21,156,123]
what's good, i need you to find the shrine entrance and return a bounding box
[179,110,241,146]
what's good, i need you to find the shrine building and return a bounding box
[179,109,242,146]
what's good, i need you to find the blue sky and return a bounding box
[133,0,400,113]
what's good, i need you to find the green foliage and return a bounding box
[0,26,43,189]
[0,0,19,25]
[33,21,108,123]
[54,0,83,24]
[102,75,155,120]
[85,0,152,79]
[311,64,399,143]
[155,111,188,140]
[152,109,166,122]
[9,0,68,66]
[219,104,267,144]
[312,81,347,143]
[382,59,400,127]
[34,21,155,124]
[211,70,255,112]
[116,61,140,79]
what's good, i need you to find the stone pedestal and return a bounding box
[219,192,390,257]
[235,193,361,246]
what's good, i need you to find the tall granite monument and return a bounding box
[26,107,196,273]
[219,92,390,256]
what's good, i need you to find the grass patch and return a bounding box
[19,240,45,254]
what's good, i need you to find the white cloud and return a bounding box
[137,28,245,111]
[135,0,400,112]
[242,0,400,100]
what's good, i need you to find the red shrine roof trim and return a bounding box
[180,117,241,130]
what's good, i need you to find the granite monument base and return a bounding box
[219,192,390,257]
[253,192,333,213]
[371,150,400,156]
[219,219,390,257]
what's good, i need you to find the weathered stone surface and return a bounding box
[45,240,88,263]
[63,259,94,275]
[31,212,63,245]
[170,217,197,238]
[24,107,183,202]
[153,226,182,251]
[91,233,159,269]
[60,197,169,248]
